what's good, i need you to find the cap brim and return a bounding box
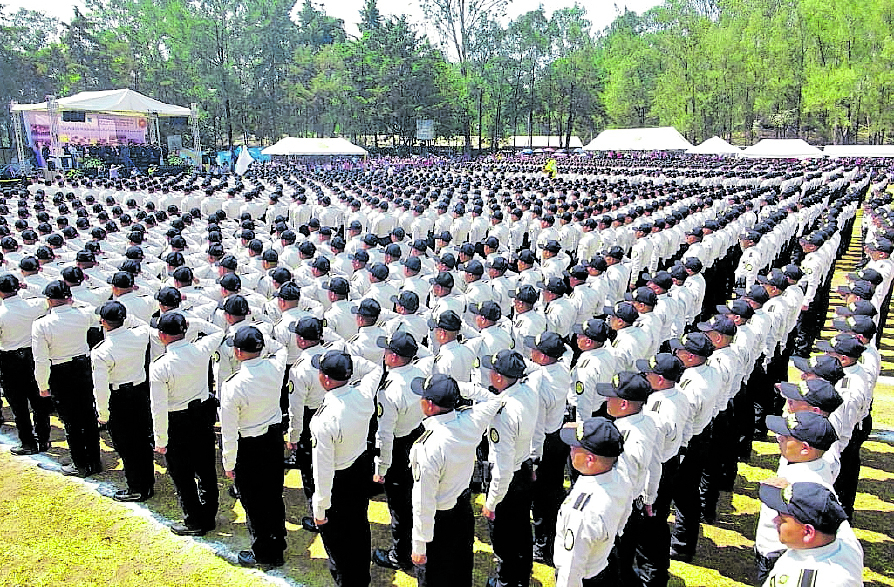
[481,354,497,370]
[522,335,537,349]
[816,340,835,353]
[668,339,685,351]
[776,381,801,400]
[595,382,619,397]
[758,483,794,517]
[765,415,792,437]
[634,358,653,373]
[559,425,583,447]
[792,357,813,373]
[716,305,733,314]
[695,321,713,332]
[831,319,852,332]
[310,353,323,369]
[410,377,426,396]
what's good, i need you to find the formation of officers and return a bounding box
[0,154,890,587]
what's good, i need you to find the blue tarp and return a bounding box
[216,146,271,165]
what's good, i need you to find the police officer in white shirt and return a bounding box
[91,301,154,502]
[409,374,502,587]
[0,274,52,456]
[371,332,427,571]
[758,481,863,587]
[428,310,475,382]
[32,280,102,477]
[150,312,225,536]
[310,350,383,587]
[220,325,289,568]
[322,277,358,340]
[554,417,631,587]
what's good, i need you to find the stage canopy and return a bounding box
[262,137,367,156]
[507,135,583,149]
[686,136,742,155]
[583,127,694,151]
[11,89,191,117]
[741,138,823,158]
[823,145,894,158]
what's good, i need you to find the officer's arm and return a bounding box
[90,345,113,423]
[311,421,336,522]
[485,410,517,512]
[554,513,597,587]
[196,330,226,358]
[375,385,399,478]
[219,379,240,473]
[411,444,439,558]
[31,320,51,393]
[148,360,170,449]
[287,366,309,444]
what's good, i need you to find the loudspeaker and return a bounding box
[62,111,86,122]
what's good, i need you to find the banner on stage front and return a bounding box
[23,111,148,147]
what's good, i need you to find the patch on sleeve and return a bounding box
[563,528,574,551]
[575,381,584,395]
[489,427,500,444]
[377,401,384,418]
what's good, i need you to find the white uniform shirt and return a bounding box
[91,322,150,422]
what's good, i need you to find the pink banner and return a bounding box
[24,111,148,147]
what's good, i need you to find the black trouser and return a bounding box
[581,563,619,586]
[487,459,534,587]
[746,356,772,437]
[670,428,710,557]
[235,423,287,561]
[616,499,645,587]
[49,356,101,471]
[384,425,424,563]
[297,406,316,499]
[634,455,680,587]
[418,489,474,587]
[733,380,754,461]
[532,429,567,562]
[701,404,736,520]
[165,398,219,529]
[319,454,372,587]
[754,548,784,586]
[0,348,52,448]
[280,365,292,427]
[835,414,872,519]
[108,381,154,494]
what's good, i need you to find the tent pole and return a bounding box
[191,103,201,170]
[10,102,29,177]
[46,95,61,170]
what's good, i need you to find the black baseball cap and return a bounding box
[817,333,865,358]
[156,312,188,335]
[481,350,527,379]
[233,325,265,352]
[836,280,875,300]
[832,315,876,337]
[669,332,714,357]
[603,301,638,325]
[391,291,420,312]
[792,355,844,384]
[459,259,484,276]
[428,310,461,332]
[216,254,238,270]
[509,284,538,305]
[766,412,837,451]
[401,256,421,272]
[696,316,737,337]
[410,374,460,409]
[573,318,610,342]
[172,266,194,284]
[98,300,127,323]
[539,277,567,296]
[835,300,877,318]
[559,417,624,457]
[470,301,501,322]
[107,271,134,288]
[323,277,349,296]
[222,295,250,316]
[524,331,567,359]
[289,316,324,340]
[217,273,242,292]
[717,299,754,319]
[758,482,847,534]
[626,286,657,307]
[0,274,20,294]
[429,271,455,289]
[776,379,843,413]
[351,298,381,318]
[312,350,353,381]
[273,281,301,301]
[155,286,183,308]
[596,372,652,402]
[636,353,685,382]
[376,331,419,358]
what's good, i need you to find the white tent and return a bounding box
[262,137,367,157]
[742,139,823,158]
[823,145,894,158]
[11,89,191,117]
[583,127,694,151]
[507,135,583,149]
[686,136,742,155]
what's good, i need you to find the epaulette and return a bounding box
[414,429,433,445]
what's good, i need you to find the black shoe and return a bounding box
[227,484,239,499]
[38,441,50,452]
[669,548,693,563]
[533,545,554,566]
[701,511,717,524]
[60,463,91,477]
[371,548,412,571]
[283,452,300,469]
[171,522,213,536]
[237,549,284,568]
[113,489,155,502]
[10,444,38,456]
[301,516,321,533]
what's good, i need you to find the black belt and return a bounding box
[0,347,31,357]
[55,354,88,365]
[111,380,146,391]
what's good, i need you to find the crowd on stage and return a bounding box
[1,154,890,587]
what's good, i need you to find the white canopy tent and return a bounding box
[823,145,894,158]
[583,127,694,151]
[262,137,367,157]
[11,89,191,116]
[742,139,823,158]
[686,136,742,155]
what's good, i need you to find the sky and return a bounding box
[3,0,662,42]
